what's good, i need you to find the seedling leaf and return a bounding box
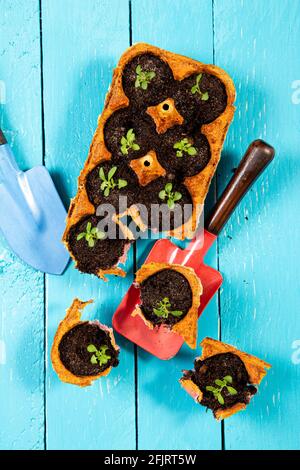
[158,183,182,211]
[135,65,156,90]
[153,297,183,320]
[217,395,225,405]
[77,233,85,241]
[88,238,95,248]
[90,355,98,365]
[99,166,128,196]
[159,190,166,200]
[173,192,182,202]
[190,73,209,101]
[77,222,105,249]
[120,129,140,155]
[99,167,106,181]
[118,179,128,189]
[171,310,184,317]
[223,375,232,383]
[87,344,111,367]
[167,199,175,209]
[108,166,117,180]
[206,375,237,405]
[215,379,225,387]
[173,138,197,158]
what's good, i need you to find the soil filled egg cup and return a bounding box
[131,262,202,349]
[180,337,271,420]
[51,299,120,387]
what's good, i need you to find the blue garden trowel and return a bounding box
[0,128,69,274]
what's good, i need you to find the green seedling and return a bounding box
[87,344,111,366]
[191,73,209,100]
[206,375,238,405]
[158,182,182,209]
[120,129,140,155]
[173,138,197,158]
[135,65,156,90]
[99,166,127,197]
[153,297,183,319]
[77,221,105,248]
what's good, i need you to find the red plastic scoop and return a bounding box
[113,140,275,359]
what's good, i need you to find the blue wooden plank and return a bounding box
[214,0,300,450]
[132,0,221,450]
[42,0,136,450]
[2,0,298,451]
[0,0,44,450]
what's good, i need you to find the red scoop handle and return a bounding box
[205,139,275,235]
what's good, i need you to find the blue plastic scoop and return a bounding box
[0,129,69,274]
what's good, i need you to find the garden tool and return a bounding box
[0,128,69,274]
[113,140,275,359]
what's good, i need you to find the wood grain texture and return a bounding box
[42,0,135,450]
[0,0,44,450]
[214,0,300,450]
[132,0,221,450]
[1,0,300,451]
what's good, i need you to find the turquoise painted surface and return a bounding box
[0,0,299,450]
[42,0,135,450]
[132,0,220,450]
[214,0,300,450]
[0,0,44,450]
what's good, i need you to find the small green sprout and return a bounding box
[135,65,156,90]
[120,129,140,155]
[153,297,183,319]
[158,182,182,210]
[191,73,209,101]
[206,375,237,405]
[99,166,127,197]
[87,344,111,366]
[77,222,105,248]
[173,138,197,158]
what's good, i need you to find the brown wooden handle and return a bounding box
[205,139,275,235]
[0,128,7,145]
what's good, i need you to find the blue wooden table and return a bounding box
[1,0,300,450]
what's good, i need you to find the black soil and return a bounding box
[86,161,139,209]
[137,176,193,231]
[104,107,156,161]
[140,268,193,326]
[68,215,130,274]
[186,352,257,413]
[159,126,211,177]
[122,53,174,108]
[173,73,228,131]
[58,321,119,376]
